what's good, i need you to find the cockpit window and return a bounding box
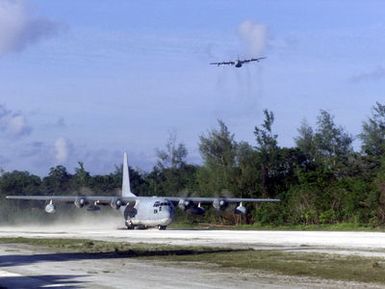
[154,201,170,207]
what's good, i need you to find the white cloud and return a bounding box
[0,104,31,137]
[54,137,70,164]
[350,66,385,83]
[238,20,267,56]
[0,0,60,55]
[7,114,28,135]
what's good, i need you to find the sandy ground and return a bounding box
[1,224,385,288]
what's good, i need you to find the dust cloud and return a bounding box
[0,210,125,232]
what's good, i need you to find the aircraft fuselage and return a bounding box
[120,197,175,229]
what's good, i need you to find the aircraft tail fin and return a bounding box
[122,152,136,197]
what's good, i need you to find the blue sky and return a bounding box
[1,0,385,175]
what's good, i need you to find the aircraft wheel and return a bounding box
[158,225,167,230]
[126,221,134,230]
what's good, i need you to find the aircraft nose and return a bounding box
[165,207,174,222]
[170,205,176,217]
[165,208,172,218]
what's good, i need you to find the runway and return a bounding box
[1,226,385,288]
[0,243,382,289]
[1,226,385,255]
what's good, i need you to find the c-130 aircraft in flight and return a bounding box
[210,56,266,68]
[6,153,280,230]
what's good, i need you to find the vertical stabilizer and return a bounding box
[122,152,136,197]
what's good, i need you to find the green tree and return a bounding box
[42,165,72,194]
[313,110,353,173]
[0,171,41,196]
[295,120,317,166]
[0,171,43,224]
[90,164,147,196]
[152,133,196,195]
[72,162,91,190]
[360,102,385,157]
[198,120,238,196]
[236,141,260,198]
[368,156,385,225]
[156,132,188,170]
[254,109,280,197]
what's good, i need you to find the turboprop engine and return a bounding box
[187,204,205,216]
[45,203,56,214]
[110,198,123,209]
[74,198,86,208]
[234,203,247,215]
[178,199,205,215]
[213,199,228,211]
[178,199,193,211]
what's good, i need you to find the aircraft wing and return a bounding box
[6,195,279,208]
[210,61,235,66]
[165,197,280,203]
[241,57,266,64]
[5,195,140,206]
[6,195,279,203]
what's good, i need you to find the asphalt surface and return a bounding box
[1,226,385,288]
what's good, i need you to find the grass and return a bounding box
[2,237,385,284]
[234,222,380,231]
[170,221,384,231]
[0,237,235,256]
[156,250,385,284]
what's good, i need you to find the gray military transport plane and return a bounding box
[6,153,280,230]
[210,56,266,68]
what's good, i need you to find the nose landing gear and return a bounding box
[158,225,167,230]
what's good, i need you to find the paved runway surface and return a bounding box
[2,226,385,254]
[1,226,385,288]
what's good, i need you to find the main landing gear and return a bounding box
[125,221,135,230]
[126,221,167,230]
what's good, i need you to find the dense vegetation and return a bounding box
[2,102,385,227]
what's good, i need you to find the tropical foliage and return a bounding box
[2,102,385,227]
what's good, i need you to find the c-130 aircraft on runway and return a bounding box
[6,153,280,230]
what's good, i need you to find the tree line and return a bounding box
[1,102,385,226]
